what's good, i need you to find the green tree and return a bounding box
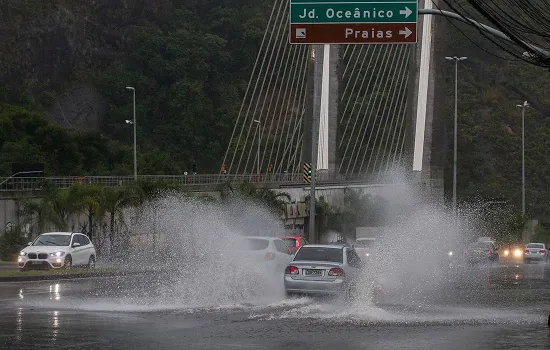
[0,225,26,261]
[21,183,79,232]
[68,183,105,238]
[102,185,143,249]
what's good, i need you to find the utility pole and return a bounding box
[516,101,529,217]
[126,86,137,181]
[309,45,320,244]
[445,56,467,219]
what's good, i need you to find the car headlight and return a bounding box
[503,249,510,256]
[49,252,66,257]
[448,251,453,256]
[19,251,27,256]
[513,249,522,257]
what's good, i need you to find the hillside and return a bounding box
[0,0,272,174]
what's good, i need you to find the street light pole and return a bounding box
[516,101,529,217]
[445,56,467,219]
[253,120,261,174]
[126,86,137,181]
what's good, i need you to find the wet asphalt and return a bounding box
[2,259,550,350]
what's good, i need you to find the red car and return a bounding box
[279,235,309,253]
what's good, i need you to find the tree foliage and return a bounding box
[0,1,273,175]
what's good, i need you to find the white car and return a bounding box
[523,243,547,263]
[241,236,294,273]
[18,232,97,270]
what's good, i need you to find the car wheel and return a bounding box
[64,256,72,269]
[88,256,96,268]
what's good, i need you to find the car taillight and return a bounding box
[487,250,492,254]
[328,267,345,276]
[541,249,546,254]
[265,252,275,260]
[285,266,299,275]
[524,249,529,253]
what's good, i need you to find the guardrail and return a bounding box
[0,173,381,192]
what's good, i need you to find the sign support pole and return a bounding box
[309,45,320,244]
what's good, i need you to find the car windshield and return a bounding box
[33,234,70,246]
[244,238,269,251]
[527,243,545,249]
[355,240,374,248]
[294,247,343,263]
[282,238,297,247]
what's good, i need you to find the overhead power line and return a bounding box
[439,0,550,68]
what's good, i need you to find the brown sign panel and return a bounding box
[289,23,417,44]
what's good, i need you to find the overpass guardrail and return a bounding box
[0,173,381,192]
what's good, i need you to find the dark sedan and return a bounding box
[463,241,499,264]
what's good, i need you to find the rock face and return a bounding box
[0,0,171,130]
[49,83,107,131]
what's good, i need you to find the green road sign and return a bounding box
[290,2,417,24]
[289,0,418,44]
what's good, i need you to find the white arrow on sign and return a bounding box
[399,27,413,38]
[399,7,413,18]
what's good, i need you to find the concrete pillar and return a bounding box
[328,45,339,174]
[302,44,339,174]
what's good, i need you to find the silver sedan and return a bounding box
[283,244,362,299]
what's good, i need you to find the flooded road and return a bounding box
[2,261,550,349]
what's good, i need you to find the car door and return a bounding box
[72,234,87,265]
[79,234,94,263]
[273,239,293,266]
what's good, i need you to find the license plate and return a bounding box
[31,261,42,264]
[304,269,322,276]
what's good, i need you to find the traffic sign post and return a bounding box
[289,0,418,44]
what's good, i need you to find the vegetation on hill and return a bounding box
[1,0,273,175]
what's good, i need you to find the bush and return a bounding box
[0,226,27,261]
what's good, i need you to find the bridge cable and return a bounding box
[239,3,289,177]
[370,45,409,179]
[381,50,409,177]
[221,0,280,175]
[281,47,309,174]
[229,0,286,176]
[255,11,296,176]
[356,45,399,175]
[346,45,393,176]
[338,47,381,174]
[276,45,309,172]
[338,45,368,129]
[272,44,308,174]
[264,28,303,175]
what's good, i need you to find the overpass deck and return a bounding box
[0,173,387,194]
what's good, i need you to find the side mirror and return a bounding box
[72,242,81,248]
